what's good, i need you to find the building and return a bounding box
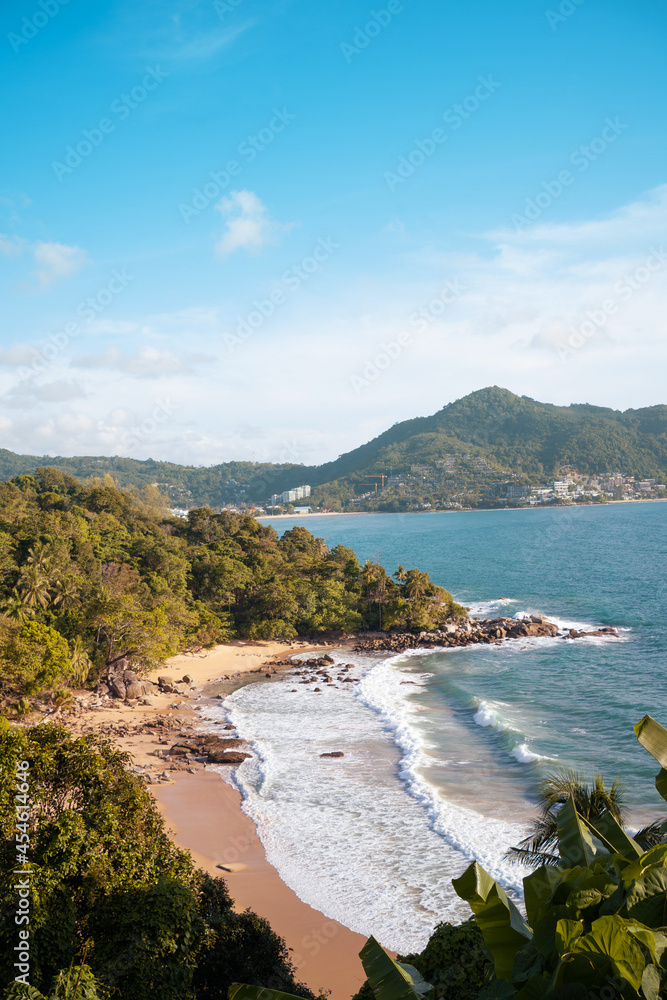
[552,480,571,495]
[293,506,312,514]
[506,484,529,498]
[269,485,312,504]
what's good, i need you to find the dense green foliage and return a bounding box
[350,919,491,1000]
[452,716,667,999]
[398,920,491,1000]
[1,388,666,506]
[0,470,462,704]
[0,725,313,1000]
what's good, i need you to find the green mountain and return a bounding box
[1,387,666,507]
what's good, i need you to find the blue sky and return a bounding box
[1,0,666,466]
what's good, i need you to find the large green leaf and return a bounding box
[641,964,662,1000]
[622,845,667,886]
[228,985,303,1000]
[453,861,532,981]
[627,869,667,928]
[635,717,667,803]
[556,796,598,868]
[523,866,561,927]
[554,919,584,956]
[359,936,431,1000]
[582,811,643,861]
[568,915,648,992]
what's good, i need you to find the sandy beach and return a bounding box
[63,638,368,1000]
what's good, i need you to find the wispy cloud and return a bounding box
[215,190,295,256]
[32,241,88,289]
[71,345,213,377]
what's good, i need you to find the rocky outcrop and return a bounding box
[353,616,563,654]
[564,627,619,639]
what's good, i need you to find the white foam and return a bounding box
[473,703,496,727]
[199,651,527,954]
[511,742,553,764]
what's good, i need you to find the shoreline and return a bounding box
[257,497,667,520]
[153,770,368,999]
[60,637,368,1000]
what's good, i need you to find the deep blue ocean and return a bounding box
[204,502,667,952]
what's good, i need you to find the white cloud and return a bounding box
[71,346,213,377]
[214,190,294,256]
[0,234,25,256]
[32,241,88,289]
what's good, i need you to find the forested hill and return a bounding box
[1,387,666,506]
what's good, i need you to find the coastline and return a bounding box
[257,497,667,521]
[154,771,368,1000]
[62,638,368,1000]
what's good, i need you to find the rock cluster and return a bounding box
[353,615,560,653]
[163,732,252,765]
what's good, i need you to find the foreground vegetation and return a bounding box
[0,724,316,1000]
[0,469,464,711]
[238,714,667,1000]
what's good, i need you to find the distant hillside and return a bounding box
[2,387,666,507]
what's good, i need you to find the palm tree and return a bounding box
[69,636,92,687]
[394,564,408,583]
[18,564,51,610]
[404,569,431,601]
[1,588,31,623]
[51,576,79,610]
[506,768,664,868]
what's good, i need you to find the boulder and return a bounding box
[123,669,140,685]
[109,677,126,700]
[320,751,344,758]
[125,682,143,700]
[181,674,193,684]
[207,750,252,764]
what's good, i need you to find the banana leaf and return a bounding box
[581,811,643,860]
[523,866,561,927]
[228,985,304,1000]
[453,861,532,981]
[359,936,432,1000]
[556,795,598,868]
[634,716,667,803]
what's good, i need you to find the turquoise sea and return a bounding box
[203,502,667,953]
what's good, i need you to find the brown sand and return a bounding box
[154,771,367,1000]
[62,638,367,999]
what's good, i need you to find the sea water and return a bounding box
[201,502,667,953]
